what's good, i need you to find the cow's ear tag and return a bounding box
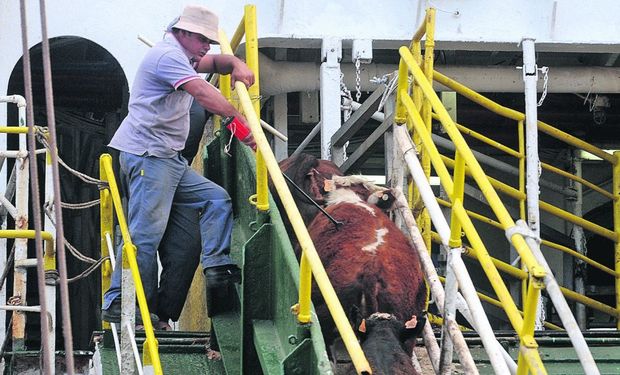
[404,315,418,329]
[358,319,367,333]
[324,179,335,192]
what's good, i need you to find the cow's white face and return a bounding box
[323,175,396,212]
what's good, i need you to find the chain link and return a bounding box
[340,72,353,122]
[354,57,362,102]
[537,66,549,107]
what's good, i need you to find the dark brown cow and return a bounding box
[345,313,420,375]
[306,176,426,374]
[275,153,343,226]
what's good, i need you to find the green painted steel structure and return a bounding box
[95,136,620,374]
[205,137,332,375]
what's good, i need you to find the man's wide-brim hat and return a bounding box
[173,5,220,44]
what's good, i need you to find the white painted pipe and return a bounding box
[395,125,515,374]
[257,53,620,96]
[0,305,41,312]
[522,38,545,331]
[125,321,144,375]
[260,119,288,141]
[0,195,18,220]
[0,96,27,108]
[572,153,587,329]
[14,259,38,268]
[517,220,600,375]
[439,248,458,375]
[522,38,541,238]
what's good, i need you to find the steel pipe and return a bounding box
[256,53,620,96]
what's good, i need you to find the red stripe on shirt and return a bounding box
[174,75,201,90]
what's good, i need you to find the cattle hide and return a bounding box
[274,153,343,226]
[343,313,422,375]
[307,186,427,348]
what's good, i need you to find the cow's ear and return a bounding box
[324,179,335,192]
[404,315,418,329]
[400,315,426,340]
[358,319,367,333]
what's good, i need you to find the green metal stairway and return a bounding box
[96,137,333,374]
[94,136,620,374]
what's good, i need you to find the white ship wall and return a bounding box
[2,0,620,119]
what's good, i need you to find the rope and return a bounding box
[60,199,100,210]
[44,204,98,264]
[66,256,109,284]
[38,0,76,366]
[35,130,108,188]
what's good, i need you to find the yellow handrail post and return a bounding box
[298,253,312,324]
[419,8,436,254]
[517,277,543,375]
[99,160,113,330]
[614,151,620,330]
[218,25,372,374]
[395,59,409,125]
[244,4,268,213]
[449,152,465,248]
[100,154,163,375]
[517,119,527,310]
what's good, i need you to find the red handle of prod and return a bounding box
[224,116,250,141]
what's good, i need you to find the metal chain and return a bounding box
[537,66,549,107]
[340,72,353,121]
[354,57,362,102]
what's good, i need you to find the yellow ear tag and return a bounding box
[324,179,335,192]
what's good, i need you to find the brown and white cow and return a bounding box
[307,175,426,337]
[274,155,426,372]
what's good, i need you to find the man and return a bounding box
[102,4,255,327]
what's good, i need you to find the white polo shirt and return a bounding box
[109,34,201,158]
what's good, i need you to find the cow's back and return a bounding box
[307,201,426,328]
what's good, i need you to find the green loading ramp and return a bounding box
[97,137,332,374]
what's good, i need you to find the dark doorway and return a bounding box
[6,36,128,350]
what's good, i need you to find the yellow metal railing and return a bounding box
[432,67,620,328]
[217,5,372,374]
[397,30,549,372]
[399,9,619,373]
[100,154,162,375]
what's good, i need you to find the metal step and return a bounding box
[463,330,620,374]
[95,330,225,375]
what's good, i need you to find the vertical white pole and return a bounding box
[0,99,8,365]
[121,252,136,374]
[320,37,342,163]
[273,94,288,161]
[571,152,586,329]
[522,38,540,236]
[522,38,544,330]
[13,100,29,350]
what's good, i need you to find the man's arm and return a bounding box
[181,79,241,118]
[181,79,257,150]
[196,55,254,87]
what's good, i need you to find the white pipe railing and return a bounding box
[394,124,514,374]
